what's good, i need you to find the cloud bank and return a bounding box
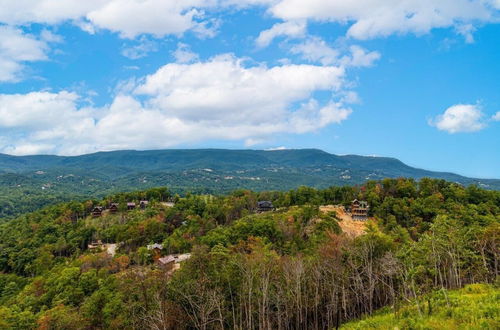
[0,0,497,40]
[0,56,352,155]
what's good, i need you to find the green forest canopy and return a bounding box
[0,178,498,329]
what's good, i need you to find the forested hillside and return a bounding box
[0,178,498,329]
[1,149,499,220]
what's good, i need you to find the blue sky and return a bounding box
[0,0,499,178]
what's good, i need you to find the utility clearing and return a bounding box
[320,205,370,237]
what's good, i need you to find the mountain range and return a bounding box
[0,149,498,218]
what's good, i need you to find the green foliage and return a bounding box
[0,178,497,328]
[341,284,500,329]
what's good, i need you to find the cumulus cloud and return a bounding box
[0,26,51,82]
[0,55,352,155]
[492,112,500,121]
[430,104,486,133]
[86,0,207,38]
[1,0,498,41]
[0,0,219,39]
[0,0,105,25]
[268,0,498,40]
[256,20,306,47]
[0,0,268,40]
[0,91,84,128]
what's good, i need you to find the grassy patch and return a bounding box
[341,284,500,329]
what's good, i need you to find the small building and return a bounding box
[88,240,103,250]
[147,243,163,261]
[351,199,369,221]
[109,203,119,214]
[257,201,274,213]
[92,206,103,218]
[156,253,192,271]
[147,243,163,251]
[139,200,149,209]
[127,202,136,210]
[157,255,176,269]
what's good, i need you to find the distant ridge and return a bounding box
[0,148,498,189]
[1,148,498,219]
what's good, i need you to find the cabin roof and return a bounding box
[158,256,175,265]
[147,243,163,250]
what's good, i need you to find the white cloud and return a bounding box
[40,29,63,43]
[431,104,486,133]
[0,0,105,25]
[455,24,477,43]
[492,112,500,121]
[86,0,206,39]
[290,37,339,65]
[0,55,352,155]
[1,0,497,42]
[290,38,380,68]
[341,45,381,68]
[0,91,92,129]
[256,20,306,47]
[268,0,498,40]
[121,37,158,59]
[134,54,345,122]
[0,0,218,39]
[172,43,199,63]
[0,26,49,82]
[265,146,288,151]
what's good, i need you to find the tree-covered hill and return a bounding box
[0,178,498,329]
[1,149,498,187]
[1,149,499,219]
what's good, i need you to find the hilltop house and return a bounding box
[92,206,103,218]
[139,200,149,209]
[351,199,369,221]
[109,203,119,214]
[257,201,274,213]
[147,243,163,261]
[88,240,103,250]
[157,255,176,269]
[156,253,192,271]
[127,202,136,210]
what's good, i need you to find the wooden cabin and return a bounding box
[109,203,119,214]
[139,200,149,209]
[351,199,369,221]
[88,240,103,250]
[147,243,163,261]
[156,255,176,270]
[127,202,136,210]
[92,206,103,218]
[257,201,274,213]
[156,254,191,271]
